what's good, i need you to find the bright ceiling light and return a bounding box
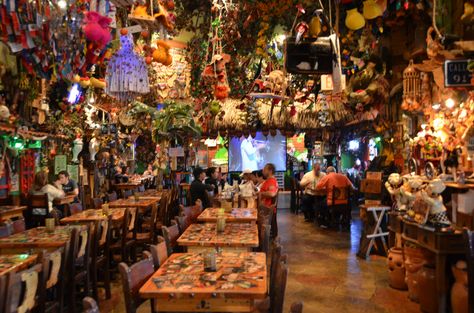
[58,0,67,9]
[445,98,455,109]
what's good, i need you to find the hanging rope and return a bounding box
[432,0,442,39]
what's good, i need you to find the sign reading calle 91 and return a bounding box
[444,59,471,87]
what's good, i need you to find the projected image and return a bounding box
[228,131,286,172]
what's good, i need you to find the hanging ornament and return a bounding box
[402,59,421,112]
[344,1,366,30]
[363,0,383,20]
[105,34,150,102]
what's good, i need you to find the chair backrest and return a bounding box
[158,193,169,224]
[91,216,112,264]
[69,203,83,215]
[464,229,474,313]
[92,198,103,210]
[270,243,282,287]
[0,222,12,238]
[123,190,133,198]
[5,263,44,313]
[118,257,155,313]
[331,186,350,206]
[67,226,91,274]
[27,194,49,217]
[162,223,180,256]
[120,208,133,248]
[11,219,26,234]
[41,247,65,290]
[0,273,8,313]
[149,236,168,270]
[107,192,117,202]
[82,296,100,313]
[270,259,288,313]
[290,301,304,313]
[260,224,271,256]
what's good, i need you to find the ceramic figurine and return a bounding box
[72,134,83,163]
[400,176,423,219]
[385,173,403,211]
[420,179,451,226]
[89,135,99,161]
[451,261,468,313]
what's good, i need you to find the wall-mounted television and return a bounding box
[228,131,287,172]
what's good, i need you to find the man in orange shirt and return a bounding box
[259,163,279,236]
[316,166,355,206]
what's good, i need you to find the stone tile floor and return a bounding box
[98,209,420,313]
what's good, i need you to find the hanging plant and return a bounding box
[153,101,202,143]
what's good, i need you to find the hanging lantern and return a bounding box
[345,8,366,30]
[363,0,383,19]
[402,59,421,111]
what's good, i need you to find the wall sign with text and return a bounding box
[444,59,471,87]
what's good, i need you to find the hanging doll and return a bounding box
[420,179,451,226]
[82,12,112,73]
[385,173,404,211]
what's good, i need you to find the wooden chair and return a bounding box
[464,229,474,313]
[290,302,303,313]
[26,194,49,228]
[327,186,351,230]
[118,256,155,313]
[174,203,202,234]
[110,208,137,264]
[162,222,180,255]
[5,263,44,313]
[131,202,158,256]
[0,273,8,313]
[259,224,271,257]
[82,297,100,313]
[290,177,302,214]
[148,236,168,270]
[270,242,282,285]
[270,258,289,313]
[69,203,84,215]
[91,217,112,301]
[67,226,92,313]
[40,247,66,313]
[92,198,103,210]
[11,218,26,234]
[106,192,117,202]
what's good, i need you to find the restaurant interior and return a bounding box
[0,0,473,312]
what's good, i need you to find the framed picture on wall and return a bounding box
[313,141,323,156]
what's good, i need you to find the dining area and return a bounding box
[0,185,300,313]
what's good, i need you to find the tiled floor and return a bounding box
[99,209,420,313]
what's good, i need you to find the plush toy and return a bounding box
[385,173,403,211]
[421,179,451,226]
[152,40,172,65]
[82,12,112,72]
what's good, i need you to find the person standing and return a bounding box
[190,167,214,209]
[205,167,219,195]
[300,164,326,222]
[252,170,265,191]
[259,163,279,236]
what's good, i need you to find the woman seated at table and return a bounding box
[142,163,155,177]
[30,171,65,216]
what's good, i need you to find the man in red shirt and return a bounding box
[259,163,279,237]
[316,166,355,205]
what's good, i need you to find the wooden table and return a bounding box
[0,225,85,253]
[108,198,158,213]
[400,219,464,313]
[129,190,163,201]
[177,223,259,252]
[197,208,257,223]
[0,205,27,222]
[0,254,37,276]
[53,195,76,206]
[60,208,124,225]
[444,182,474,190]
[115,182,143,198]
[139,252,267,312]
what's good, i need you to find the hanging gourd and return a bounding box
[402,59,421,112]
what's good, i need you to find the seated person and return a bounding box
[57,170,79,202]
[114,166,129,184]
[316,166,355,206]
[205,167,219,195]
[299,164,326,222]
[142,163,155,177]
[30,171,65,216]
[190,167,214,209]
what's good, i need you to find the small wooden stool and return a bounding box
[358,205,390,258]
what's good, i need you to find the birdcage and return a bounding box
[403,60,421,101]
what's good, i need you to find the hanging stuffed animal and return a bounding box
[82,11,112,73]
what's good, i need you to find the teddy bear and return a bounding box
[420,179,451,226]
[385,173,403,211]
